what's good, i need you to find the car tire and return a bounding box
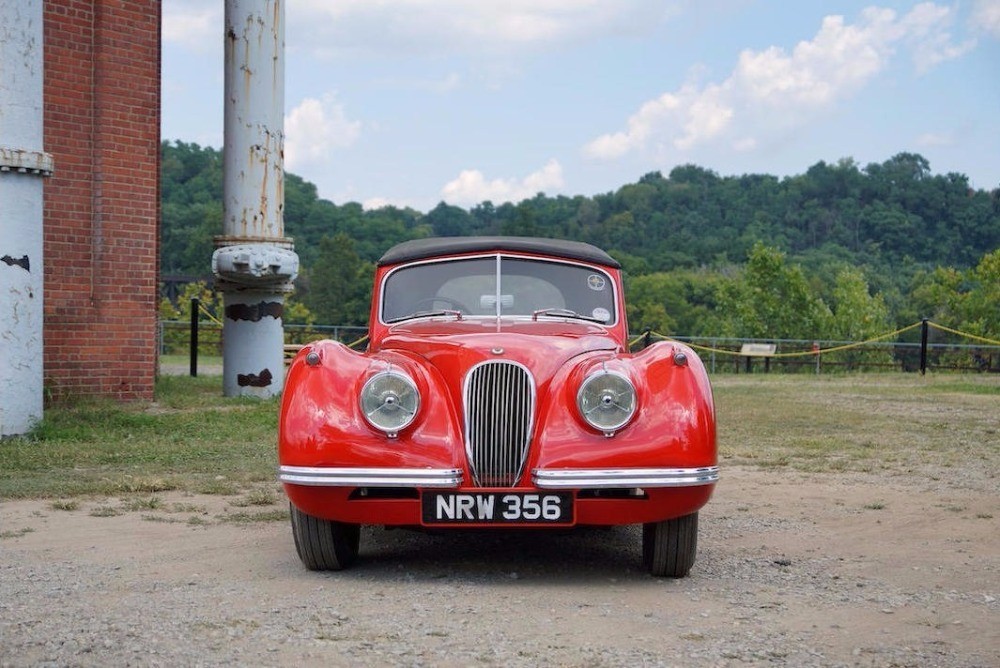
[289,503,360,571]
[642,512,698,577]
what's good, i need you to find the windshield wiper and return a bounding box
[386,309,464,324]
[531,308,605,324]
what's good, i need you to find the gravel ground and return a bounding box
[1,467,997,667]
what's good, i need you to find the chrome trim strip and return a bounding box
[278,466,463,488]
[532,466,719,489]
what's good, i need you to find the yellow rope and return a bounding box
[346,334,369,350]
[926,321,1000,346]
[627,333,648,350]
[214,318,998,356]
[642,321,925,358]
[197,303,223,326]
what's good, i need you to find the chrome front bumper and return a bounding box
[279,465,718,490]
[532,466,719,489]
[279,466,464,488]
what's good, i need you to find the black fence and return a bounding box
[159,318,1000,376]
[159,321,367,354]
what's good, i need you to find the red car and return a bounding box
[279,236,718,576]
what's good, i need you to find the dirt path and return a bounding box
[1,467,997,667]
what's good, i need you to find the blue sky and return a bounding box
[162,1,1000,212]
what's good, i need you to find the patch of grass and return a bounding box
[220,509,288,524]
[714,373,1000,477]
[89,506,121,517]
[169,502,207,514]
[230,488,278,507]
[863,502,886,510]
[103,477,179,495]
[0,376,279,499]
[49,500,79,511]
[0,527,35,539]
[122,496,164,512]
[192,478,243,496]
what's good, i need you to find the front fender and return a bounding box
[532,341,716,470]
[278,340,464,470]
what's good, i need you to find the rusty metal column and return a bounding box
[0,0,53,436]
[214,0,298,398]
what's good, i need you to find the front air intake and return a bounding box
[463,361,535,487]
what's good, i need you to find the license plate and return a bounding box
[422,491,574,525]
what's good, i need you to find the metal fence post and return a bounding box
[919,318,929,376]
[190,298,199,377]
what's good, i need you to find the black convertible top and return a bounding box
[377,236,621,268]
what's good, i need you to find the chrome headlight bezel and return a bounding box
[359,370,420,437]
[576,369,637,436]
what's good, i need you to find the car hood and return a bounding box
[378,319,620,386]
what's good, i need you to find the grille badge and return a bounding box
[491,347,504,355]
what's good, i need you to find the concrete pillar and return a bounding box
[0,0,53,436]
[215,0,298,398]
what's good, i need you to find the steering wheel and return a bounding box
[411,296,470,314]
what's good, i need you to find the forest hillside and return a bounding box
[161,141,999,341]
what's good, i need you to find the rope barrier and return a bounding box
[627,332,648,350]
[632,320,998,359]
[346,334,369,350]
[178,315,997,360]
[640,321,926,358]
[197,303,223,326]
[926,321,1000,346]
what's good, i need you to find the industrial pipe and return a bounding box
[214,0,299,398]
[0,0,53,436]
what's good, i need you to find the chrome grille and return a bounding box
[464,361,535,487]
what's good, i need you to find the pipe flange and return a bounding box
[212,243,299,286]
[0,147,54,177]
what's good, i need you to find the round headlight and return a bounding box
[576,370,636,434]
[360,371,419,436]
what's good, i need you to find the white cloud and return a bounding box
[584,3,975,160]
[441,159,564,206]
[971,0,1000,37]
[899,3,976,73]
[162,1,221,51]
[284,95,362,170]
[288,0,673,57]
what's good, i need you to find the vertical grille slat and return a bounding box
[464,361,535,488]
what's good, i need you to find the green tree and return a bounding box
[301,234,372,326]
[963,249,1000,337]
[829,267,891,340]
[828,267,893,369]
[716,243,830,339]
[626,270,723,336]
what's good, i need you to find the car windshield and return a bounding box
[381,255,617,324]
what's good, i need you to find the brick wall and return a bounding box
[43,0,161,401]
